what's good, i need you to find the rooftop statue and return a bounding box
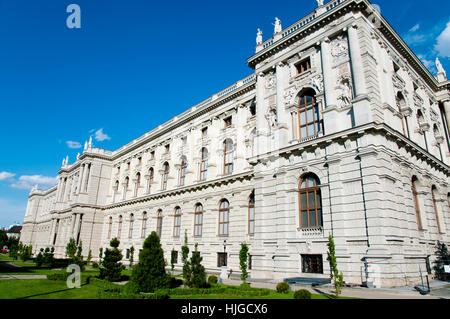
[273,17,282,34]
[436,57,446,77]
[256,28,263,45]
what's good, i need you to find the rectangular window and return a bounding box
[248,254,252,270]
[217,252,228,267]
[202,127,208,137]
[150,151,155,160]
[126,249,130,259]
[296,58,311,74]
[301,254,323,274]
[165,144,170,153]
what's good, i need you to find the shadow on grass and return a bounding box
[312,287,338,299]
[19,283,90,299]
[0,261,52,274]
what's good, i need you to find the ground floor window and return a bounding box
[301,254,323,274]
[248,254,252,270]
[217,252,227,267]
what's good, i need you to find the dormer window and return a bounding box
[224,117,232,128]
[295,58,311,75]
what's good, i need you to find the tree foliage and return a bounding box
[433,241,450,281]
[130,231,170,292]
[327,234,344,297]
[181,231,191,285]
[239,243,249,283]
[100,237,124,282]
[187,243,206,288]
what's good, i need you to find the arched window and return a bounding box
[219,199,230,236]
[298,174,323,229]
[108,216,112,239]
[147,168,154,194]
[156,210,163,238]
[134,173,141,197]
[114,180,119,193]
[297,90,321,139]
[431,186,442,233]
[141,212,148,239]
[129,213,134,238]
[194,203,203,237]
[200,148,208,181]
[224,139,233,175]
[162,163,169,190]
[118,215,123,238]
[248,191,255,235]
[123,177,129,200]
[396,92,409,137]
[173,207,182,237]
[411,176,423,230]
[179,157,187,186]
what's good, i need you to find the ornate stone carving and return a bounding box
[330,35,348,64]
[310,74,324,93]
[265,71,276,90]
[265,105,278,129]
[336,76,353,109]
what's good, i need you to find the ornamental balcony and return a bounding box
[297,226,324,239]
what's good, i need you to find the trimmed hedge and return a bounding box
[294,289,312,299]
[207,275,218,285]
[276,282,290,294]
[47,272,70,281]
[155,286,271,297]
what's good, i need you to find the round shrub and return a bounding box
[92,261,99,268]
[276,281,290,294]
[208,275,218,285]
[294,289,312,299]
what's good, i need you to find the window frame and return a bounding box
[173,207,182,238]
[194,204,203,237]
[298,174,323,229]
[218,199,230,236]
[297,92,320,140]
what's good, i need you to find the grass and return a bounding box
[0,254,354,299]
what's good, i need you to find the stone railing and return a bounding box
[259,0,348,52]
[299,226,324,239]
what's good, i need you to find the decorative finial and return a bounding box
[84,141,88,150]
[77,152,80,160]
[256,28,263,45]
[316,0,324,7]
[88,136,92,148]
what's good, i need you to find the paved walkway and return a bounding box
[0,275,47,280]
[220,278,450,299]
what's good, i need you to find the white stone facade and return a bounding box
[21,0,450,287]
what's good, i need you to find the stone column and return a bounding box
[321,37,336,108]
[347,24,371,125]
[77,164,85,194]
[79,164,87,193]
[348,24,367,97]
[443,100,450,134]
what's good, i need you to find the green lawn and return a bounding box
[0,254,353,299]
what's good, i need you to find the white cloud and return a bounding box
[409,24,420,32]
[66,141,82,149]
[94,128,111,142]
[0,172,15,181]
[435,21,450,57]
[418,54,436,72]
[10,175,57,190]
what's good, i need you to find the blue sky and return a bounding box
[0,0,449,228]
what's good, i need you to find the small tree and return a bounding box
[181,231,191,285]
[239,243,249,283]
[0,230,7,249]
[433,241,450,280]
[36,248,44,267]
[99,247,103,265]
[66,238,77,260]
[100,238,124,282]
[129,246,135,268]
[170,249,177,274]
[43,247,55,268]
[327,234,344,297]
[188,243,206,288]
[130,232,170,292]
[87,249,92,264]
